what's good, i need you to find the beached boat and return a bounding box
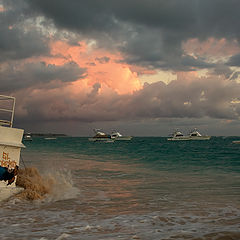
[0,95,25,201]
[110,130,132,141]
[88,129,112,142]
[168,128,210,141]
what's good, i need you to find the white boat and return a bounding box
[167,128,210,141]
[110,130,132,141]
[167,130,189,141]
[188,128,211,140]
[232,140,240,144]
[88,129,112,142]
[23,133,32,141]
[0,95,25,201]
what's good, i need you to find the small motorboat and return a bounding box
[23,133,32,141]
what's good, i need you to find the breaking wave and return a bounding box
[16,167,79,201]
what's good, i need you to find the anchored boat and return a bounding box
[23,133,33,141]
[188,128,211,140]
[168,128,211,141]
[0,95,25,201]
[88,129,112,142]
[110,130,132,141]
[167,130,188,141]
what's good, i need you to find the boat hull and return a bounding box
[168,136,211,141]
[0,186,23,202]
[88,137,112,142]
[113,136,132,141]
[0,126,25,201]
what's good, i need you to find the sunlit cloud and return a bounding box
[1,0,240,135]
[0,5,5,12]
[34,40,142,95]
[182,38,240,63]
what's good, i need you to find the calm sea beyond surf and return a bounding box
[0,136,240,240]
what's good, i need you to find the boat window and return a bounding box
[176,134,183,137]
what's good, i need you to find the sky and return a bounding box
[0,0,240,136]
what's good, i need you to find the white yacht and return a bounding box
[110,130,132,141]
[167,130,188,141]
[168,128,210,141]
[0,95,25,201]
[88,129,112,142]
[188,128,211,140]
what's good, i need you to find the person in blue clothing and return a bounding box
[0,165,19,185]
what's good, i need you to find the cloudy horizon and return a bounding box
[1,0,240,136]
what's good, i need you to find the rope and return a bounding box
[20,154,27,170]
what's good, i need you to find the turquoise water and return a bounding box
[0,137,240,239]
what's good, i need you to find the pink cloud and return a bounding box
[0,6,5,12]
[38,41,143,95]
[182,37,240,59]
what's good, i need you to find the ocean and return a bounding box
[0,136,239,240]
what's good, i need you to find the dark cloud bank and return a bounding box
[24,0,240,69]
[1,0,240,134]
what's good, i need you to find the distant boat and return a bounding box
[44,137,57,140]
[188,128,211,140]
[88,129,112,142]
[232,140,240,144]
[110,130,132,141]
[23,133,32,141]
[168,128,211,141]
[167,130,187,141]
[0,95,25,201]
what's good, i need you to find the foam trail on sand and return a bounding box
[16,167,79,201]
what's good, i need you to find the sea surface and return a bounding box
[0,136,240,240]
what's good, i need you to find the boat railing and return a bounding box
[0,95,15,128]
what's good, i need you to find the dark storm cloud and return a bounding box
[227,54,240,67]
[17,76,240,123]
[25,0,240,38]
[1,0,240,132]
[23,0,240,69]
[0,0,49,61]
[0,26,49,62]
[129,79,240,120]
[0,62,86,92]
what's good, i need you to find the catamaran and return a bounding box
[0,95,25,201]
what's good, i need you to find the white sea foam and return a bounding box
[43,168,80,202]
[15,167,79,202]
